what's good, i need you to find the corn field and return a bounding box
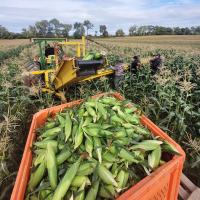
[0,36,200,199]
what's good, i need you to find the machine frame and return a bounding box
[30,36,114,99]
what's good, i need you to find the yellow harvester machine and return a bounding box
[30,36,115,99]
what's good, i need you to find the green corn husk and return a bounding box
[148,146,161,169]
[27,95,180,200]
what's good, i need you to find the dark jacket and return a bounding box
[131,59,141,74]
[45,47,54,57]
[150,57,162,73]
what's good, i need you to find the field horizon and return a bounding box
[1,35,200,52]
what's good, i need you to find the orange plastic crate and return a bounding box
[11,92,185,200]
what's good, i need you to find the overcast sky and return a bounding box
[0,0,200,34]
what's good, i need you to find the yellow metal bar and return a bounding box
[31,69,54,89]
[44,71,50,88]
[77,44,81,57]
[82,36,86,56]
[59,36,86,58]
[31,70,54,75]
[78,70,114,82]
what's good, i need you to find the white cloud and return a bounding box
[0,0,199,33]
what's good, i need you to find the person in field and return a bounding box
[45,44,54,57]
[33,55,41,68]
[130,55,141,74]
[109,59,125,90]
[150,54,162,75]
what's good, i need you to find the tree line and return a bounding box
[1,18,200,39]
